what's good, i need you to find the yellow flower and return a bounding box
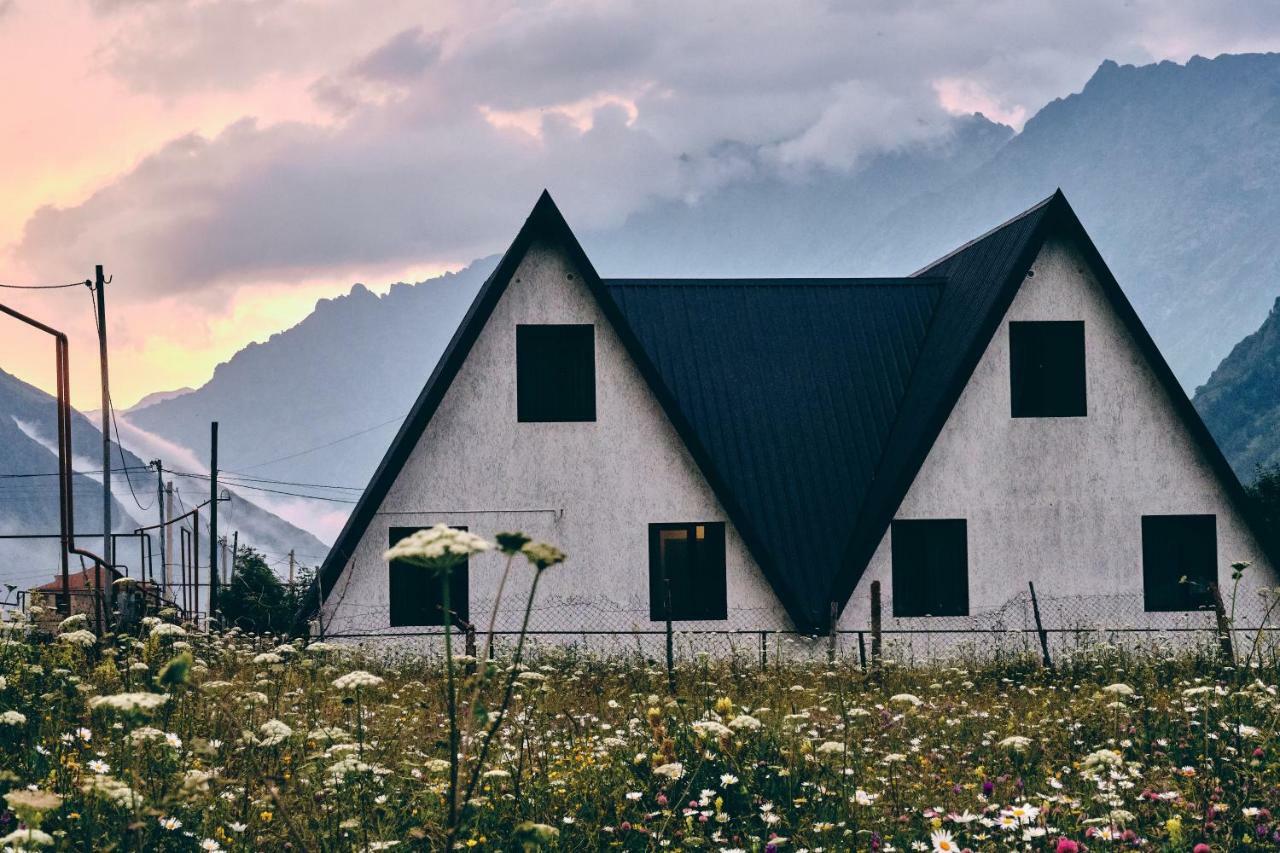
[260,811,273,823]
[714,697,735,716]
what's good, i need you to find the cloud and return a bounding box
[352,26,441,82]
[15,0,1280,301]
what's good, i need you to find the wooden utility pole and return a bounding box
[220,537,228,591]
[152,461,164,588]
[209,422,219,618]
[230,531,238,584]
[94,265,112,572]
[164,482,174,598]
[288,549,295,587]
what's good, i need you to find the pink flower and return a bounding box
[1055,839,1080,853]
[1194,844,1212,853]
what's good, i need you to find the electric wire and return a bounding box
[0,279,89,290]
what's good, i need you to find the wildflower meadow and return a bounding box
[0,528,1277,851]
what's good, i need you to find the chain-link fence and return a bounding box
[313,585,1280,665]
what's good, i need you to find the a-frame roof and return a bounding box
[304,189,1278,635]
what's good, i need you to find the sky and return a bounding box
[1,0,1279,409]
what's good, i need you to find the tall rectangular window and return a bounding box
[1142,514,1217,612]
[648,522,727,621]
[891,519,969,617]
[1009,320,1087,417]
[388,527,469,627]
[516,324,596,422]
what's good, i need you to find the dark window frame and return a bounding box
[516,323,596,422]
[1141,514,1217,612]
[388,526,470,627]
[648,522,727,622]
[891,519,969,617]
[1009,320,1088,418]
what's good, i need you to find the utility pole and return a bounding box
[164,482,174,601]
[230,530,238,585]
[288,549,295,588]
[94,265,112,573]
[152,460,164,589]
[209,422,218,620]
[219,537,228,590]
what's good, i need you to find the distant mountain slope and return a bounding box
[129,259,496,492]
[831,53,1280,386]
[1194,296,1280,480]
[0,367,327,592]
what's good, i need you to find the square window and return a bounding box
[891,519,968,617]
[388,527,469,627]
[649,522,727,621]
[1142,514,1217,612]
[516,324,596,422]
[1009,320,1087,417]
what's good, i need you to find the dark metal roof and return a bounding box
[605,278,943,629]
[302,189,1279,636]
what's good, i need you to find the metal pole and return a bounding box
[230,531,238,584]
[153,461,165,592]
[192,506,200,624]
[55,336,71,614]
[165,483,174,599]
[209,422,218,619]
[95,265,111,573]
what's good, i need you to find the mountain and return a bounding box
[591,53,1280,387]
[0,367,327,595]
[126,53,1280,535]
[128,259,496,498]
[128,387,194,413]
[1194,296,1280,480]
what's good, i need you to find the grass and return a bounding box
[0,611,1277,851]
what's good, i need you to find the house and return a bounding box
[304,190,1278,652]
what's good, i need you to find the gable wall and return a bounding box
[842,235,1276,640]
[321,240,789,641]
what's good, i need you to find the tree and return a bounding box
[1246,464,1280,555]
[219,547,291,634]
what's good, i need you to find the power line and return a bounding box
[0,279,90,290]
[0,467,151,479]
[228,413,406,472]
[165,468,362,491]
[162,468,358,504]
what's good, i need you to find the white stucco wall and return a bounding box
[840,235,1277,654]
[321,239,787,648]
[322,231,1275,659]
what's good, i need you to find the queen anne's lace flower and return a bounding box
[89,692,170,714]
[57,630,97,648]
[333,670,384,690]
[383,524,492,566]
[258,719,293,747]
[0,710,27,726]
[150,623,187,639]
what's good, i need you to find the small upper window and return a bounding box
[516,324,596,422]
[1009,320,1087,418]
[891,519,968,617]
[649,522,727,621]
[1142,514,1217,612]
[388,526,469,627]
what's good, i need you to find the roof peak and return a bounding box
[911,190,1064,277]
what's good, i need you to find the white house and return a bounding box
[304,191,1278,654]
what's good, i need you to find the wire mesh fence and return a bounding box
[313,585,1280,665]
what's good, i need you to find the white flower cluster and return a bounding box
[0,710,27,726]
[57,630,97,648]
[89,692,170,714]
[383,524,492,566]
[332,670,384,691]
[150,623,187,639]
[258,719,293,747]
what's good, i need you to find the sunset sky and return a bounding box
[2,0,1278,408]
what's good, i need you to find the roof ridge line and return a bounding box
[604,277,946,287]
[909,192,1058,277]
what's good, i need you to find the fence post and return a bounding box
[1028,581,1053,670]
[1209,582,1235,664]
[870,581,882,673]
[759,630,767,671]
[827,601,838,663]
[857,631,867,671]
[664,575,675,695]
[464,622,477,675]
